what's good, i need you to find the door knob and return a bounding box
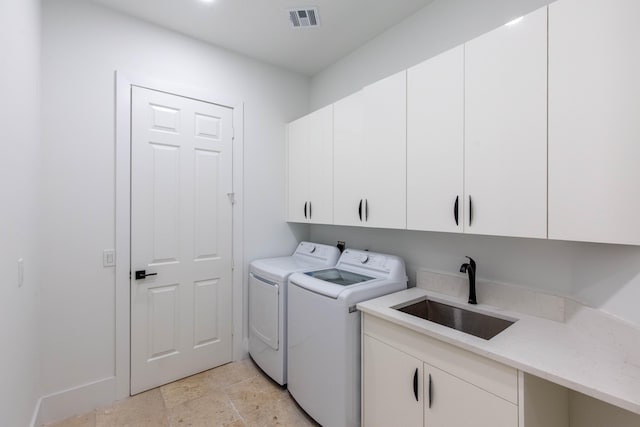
[135,270,157,280]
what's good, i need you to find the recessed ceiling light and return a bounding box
[505,16,524,27]
[200,0,216,4]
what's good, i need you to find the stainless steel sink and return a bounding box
[395,298,515,340]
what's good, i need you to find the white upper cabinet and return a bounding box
[548,0,640,245]
[334,71,407,229]
[286,105,333,224]
[333,91,365,227]
[362,71,407,229]
[287,116,309,223]
[464,7,548,239]
[407,46,464,233]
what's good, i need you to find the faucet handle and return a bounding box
[465,256,476,270]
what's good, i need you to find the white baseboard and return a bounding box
[29,397,42,427]
[33,376,117,426]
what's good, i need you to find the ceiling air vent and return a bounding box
[288,7,320,28]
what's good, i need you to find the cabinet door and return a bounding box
[362,71,407,229]
[334,91,366,226]
[363,335,423,427]
[464,7,547,239]
[425,363,517,427]
[548,0,640,245]
[307,105,334,224]
[287,116,309,223]
[407,46,464,233]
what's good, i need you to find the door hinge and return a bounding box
[232,126,235,140]
[227,192,236,204]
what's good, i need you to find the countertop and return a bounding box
[357,286,640,415]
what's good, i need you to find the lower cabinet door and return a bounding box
[363,335,423,427]
[425,363,517,427]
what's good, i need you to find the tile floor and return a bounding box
[47,358,319,427]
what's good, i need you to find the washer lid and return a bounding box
[290,272,381,299]
[304,268,374,286]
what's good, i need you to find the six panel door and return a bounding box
[130,86,233,394]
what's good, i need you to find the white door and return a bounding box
[363,335,424,427]
[548,0,640,245]
[333,91,366,227]
[362,71,407,229]
[407,45,464,233]
[464,7,547,239]
[130,86,233,394]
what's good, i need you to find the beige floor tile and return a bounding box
[225,375,286,416]
[207,359,260,390]
[48,359,320,427]
[240,397,317,427]
[161,371,213,409]
[167,389,240,427]
[47,412,96,427]
[95,388,167,427]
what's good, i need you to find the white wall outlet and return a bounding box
[103,250,116,267]
[17,258,24,287]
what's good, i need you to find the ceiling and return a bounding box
[88,0,436,75]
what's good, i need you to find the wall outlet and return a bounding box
[103,250,116,267]
[17,258,24,287]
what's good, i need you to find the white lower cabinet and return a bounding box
[363,336,423,427]
[424,363,517,427]
[362,313,568,427]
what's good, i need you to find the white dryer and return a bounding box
[287,249,407,427]
[248,241,340,385]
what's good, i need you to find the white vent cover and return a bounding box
[288,7,320,28]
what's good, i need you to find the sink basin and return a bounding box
[395,298,515,340]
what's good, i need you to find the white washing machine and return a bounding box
[248,241,340,385]
[287,249,407,427]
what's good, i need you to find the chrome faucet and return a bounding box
[459,256,477,305]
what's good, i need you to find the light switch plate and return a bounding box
[17,258,24,287]
[103,250,116,267]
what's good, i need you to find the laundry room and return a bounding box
[2,0,640,426]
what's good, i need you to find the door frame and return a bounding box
[114,71,245,399]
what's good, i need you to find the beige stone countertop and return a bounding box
[357,287,640,415]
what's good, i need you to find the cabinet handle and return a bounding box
[428,373,433,408]
[304,202,308,219]
[365,199,369,221]
[309,201,312,219]
[413,368,419,402]
[358,199,363,221]
[454,196,459,226]
[469,196,473,226]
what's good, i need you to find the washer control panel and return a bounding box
[340,250,390,272]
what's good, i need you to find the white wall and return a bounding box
[311,0,549,109]
[0,0,42,425]
[308,0,640,327]
[41,0,309,407]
